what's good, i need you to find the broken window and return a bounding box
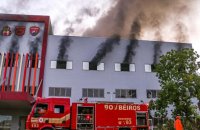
[50,60,72,69]
[145,64,156,72]
[83,62,104,71]
[57,60,66,69]
[115,63,135,72]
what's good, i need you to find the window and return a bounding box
[145,64,156,72]
[50,60,72,69]
[54,105,64,114]
[146,90,160,98]
[49,87,71,97]
[83,62,104,71]
[115,89,136,98]
[82,88,104,98]
[34,103,48,117]
[115,63,135,72]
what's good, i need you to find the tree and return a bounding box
[150,48,200,129]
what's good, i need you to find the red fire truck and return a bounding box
[26,98,150,130]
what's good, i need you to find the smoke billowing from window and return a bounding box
[57,36,72,61]
[90,34,120,64]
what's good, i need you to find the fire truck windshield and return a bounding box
[33,103,48,117]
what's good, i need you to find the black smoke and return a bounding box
[175,22,188,50]
[153,42,162,64]
[123,17,142,64]
[152,19,162,65]
[29,37,41,54]
[0,22,5,45]
[9,35,19,54]
[90,34,120,64]
[57,36,72,61]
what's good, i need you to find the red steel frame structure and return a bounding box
[11,53,19,91]
[0,14,50,97]
[7,53,14,91]
[2,53,9,91]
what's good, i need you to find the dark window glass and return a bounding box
[60,88,66,96]
[49,87,54,96]
[147,90,160,98]
[115,89,120,98]
[151,64,156,72]
[55,88,60,96]
[56,61,66,69]
[49,87,71,97]
[121,63,129,71]
[116,89,136,98]
[82,88,104,98]
[94,89,98,97]
[128,90,136,98]
[66,88,71,97]
[89,62,97,70]
[121,89,126,98]
[88,89,93,97]
[99,89,104,98]
[82,89,87,97]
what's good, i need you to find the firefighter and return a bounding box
[174,115,183,130]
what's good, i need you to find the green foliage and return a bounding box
[151,48,200,129]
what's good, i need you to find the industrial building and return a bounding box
[0,14,191,130]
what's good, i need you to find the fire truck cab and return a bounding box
[26,97,71,130]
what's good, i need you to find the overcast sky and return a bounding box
[0,0,199,59]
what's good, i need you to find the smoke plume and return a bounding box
[84,0,194,44]
[153,42,162,64]
[57,36,72,61]
[90,34,120,64]
[29,37,41,54]
[175,21,188,50]
[123,14,143,64]
[152,18,162,64]
[9,35,19,54]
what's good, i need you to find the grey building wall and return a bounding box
[43,35,192,103]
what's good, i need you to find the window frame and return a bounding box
[82,88,104,98]
[49,87,71,97]
[115,63,135,72]
[146,89,160,98]
[83,61,104,71]
[115,89,137,98]
[50,60,72,70]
